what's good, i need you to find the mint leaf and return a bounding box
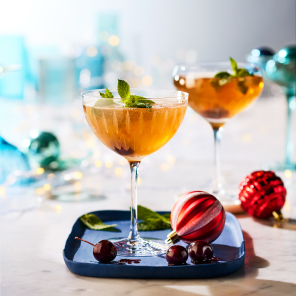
[212,71,232,90]
[99,87,114,98]
[237,81,248,94]
[130,95,146,99]
[211,72,232,90]
[129,95,154,104]
[105,87,114,98]
[230,57,253,78]
[230,57,238,76]
[121,96,154,109]
[118,79,130,98]
[237,68,253,77]
[80,214,119,231]
[130,95,155,104]
[138,205,163,220]
[138,218,170,231]
[214,72,231,79]
[136,99,155,105]
[161,213,171,220]
[137,205,171,231]
[125,101,152,108]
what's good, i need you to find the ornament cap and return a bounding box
[165,230,180,245]
[272,210,284,222]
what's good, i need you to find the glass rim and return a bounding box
[174,61,259,68]
[81,88,189,100]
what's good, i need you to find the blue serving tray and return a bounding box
[63,211,245,279]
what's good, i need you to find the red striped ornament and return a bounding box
[166,191,226,244]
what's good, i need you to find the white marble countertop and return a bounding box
[1,195,296,296]
[1,93,296,295]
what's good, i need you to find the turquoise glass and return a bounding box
[265,45,296,170]
[0,35,27,99]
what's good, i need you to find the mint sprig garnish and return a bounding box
[211,57,253,94]
[121,96,155,108]
[80,214,119,232]
[117,79,155,109]
[99,87,114,98]
[137,205,171,231]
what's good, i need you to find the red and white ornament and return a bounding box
[166,191,226,244]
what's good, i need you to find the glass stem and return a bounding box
[285,94,295,167]
[128,161,141,242]
[213,127,223,194]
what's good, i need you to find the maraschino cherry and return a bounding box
[75,237,117,263]
[188,241,213,263]
[166,245,188,265]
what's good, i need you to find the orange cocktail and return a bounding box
[174,76,263,129]
[83,99,186,161]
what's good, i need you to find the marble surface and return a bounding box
[1,93,296,295]
[1,196,296,296]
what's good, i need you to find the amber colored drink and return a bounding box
[174,76,264,129]
[83,99,187,161]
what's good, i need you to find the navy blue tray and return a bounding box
[63,210,245,279]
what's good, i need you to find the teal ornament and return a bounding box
[251,47,275,57]
[28,132,60,169]
[247,46,275,72]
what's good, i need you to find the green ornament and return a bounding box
[28,132,60,170]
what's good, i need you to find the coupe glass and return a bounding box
[82,89,188,256]
[172,62,264,204]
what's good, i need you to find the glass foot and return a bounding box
[110,237,168,257]
[48,190,106,202]
[210,189,243,214]
[210,188,236,204]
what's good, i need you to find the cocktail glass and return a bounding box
[173,62,264,204]
[82,89,188,256]
[265,46,296,171]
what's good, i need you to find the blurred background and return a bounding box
[0,0,295,214]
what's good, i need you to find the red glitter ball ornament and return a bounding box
[238,170,286,219]
[166,191,226,244]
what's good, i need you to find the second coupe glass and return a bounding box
[173,62,264,204]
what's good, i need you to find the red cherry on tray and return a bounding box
[166,245,188,265]
[75,237,117,263]
[188,241,213,263]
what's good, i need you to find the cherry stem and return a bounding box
[75,237,95,247]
